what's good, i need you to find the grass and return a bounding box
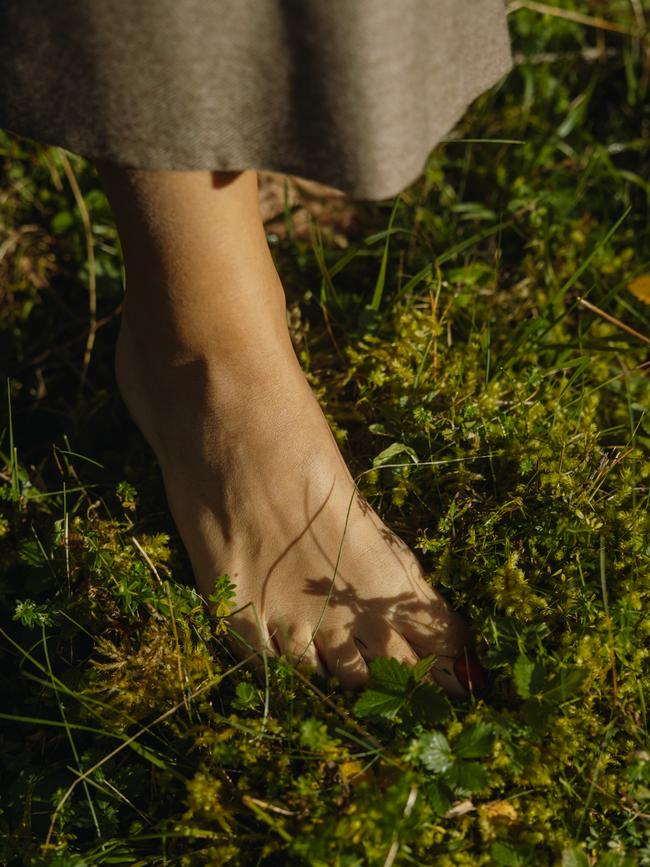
[1,1,649,864]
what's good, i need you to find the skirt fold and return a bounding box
[0,0,513,199]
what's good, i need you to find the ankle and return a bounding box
[116,300,307,419]
[120,270,290,365]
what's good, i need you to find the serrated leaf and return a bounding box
[411,654,435,683]
[455,723,495,759]
[530,660,547,695]
[445,760,489,792]
[353,689,405,719]
[520,696,554,728]
[415,731,453,773]
[410,683,450,726]
[299,718,339,750]
[513,654,535,699]
[18,539,45,566]
[354,657,413,719]
[232,681,259,711]
[367,656,412,693]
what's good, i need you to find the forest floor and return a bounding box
[1,2,649,864]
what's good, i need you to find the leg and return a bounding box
[97,163,470,694]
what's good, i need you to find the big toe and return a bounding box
[391,588,477,696]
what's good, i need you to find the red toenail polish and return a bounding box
[454,651,486,694]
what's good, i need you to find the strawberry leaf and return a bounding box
[455,723,495,759]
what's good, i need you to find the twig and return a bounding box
[578,297,650,348]
[383,784,418,867]
[242,796,296,817]
[507,1,646,37]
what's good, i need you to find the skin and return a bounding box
[97,164,471,695]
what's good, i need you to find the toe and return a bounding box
[427,655,469,697]
[395,583,471,660]
[399,613,475,697]
[356,622,420,668]
[314,629,369,689]
[270,622,327,678]
[385,583,477,697]
[225,609,276,671]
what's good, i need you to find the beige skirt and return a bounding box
[0,0,512,200]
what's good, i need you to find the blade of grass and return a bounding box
[58,151,97,390]
[309,216,338,306]
[599,534,619,706]
[370,197,400,311]
[41,624,102,841]
[6,377,18,496]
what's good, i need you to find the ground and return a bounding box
[1,2,649,864]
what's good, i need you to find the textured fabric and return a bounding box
[0,1,512,200]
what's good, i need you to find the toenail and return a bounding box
[453,651,487,695]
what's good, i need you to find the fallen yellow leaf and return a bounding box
[628,274,650,304]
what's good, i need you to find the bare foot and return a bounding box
[101,165,475,696]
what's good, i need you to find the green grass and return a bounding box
[1,2,650,864]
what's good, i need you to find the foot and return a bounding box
[116,304,473,696]
[101,165,474,695]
